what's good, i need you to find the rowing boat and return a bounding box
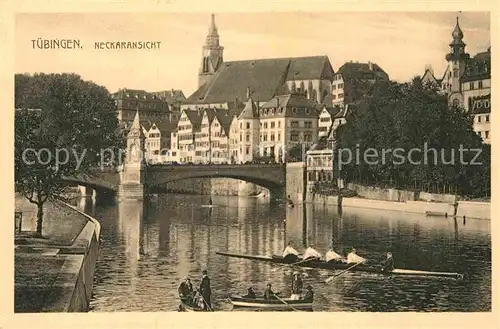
[215,251,463,279]
[229,295,313,311]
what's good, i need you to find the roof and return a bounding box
[214,110,233,135]
[422,68,442,85]
[186,56,334,104]
[336,62,389,81]
[182,109,203,130]
[320,105,341,117]
[260,94,319,117]
[462,49,491,82]
[238,97,259,119]
[151,90,186,103]
[113,88,164,101]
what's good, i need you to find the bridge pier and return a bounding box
[78,186,96,199]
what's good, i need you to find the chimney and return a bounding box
[368,61,373,71]
[276,96,279,109]
[246,87,251,99]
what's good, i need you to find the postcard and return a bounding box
[5,2,497,329]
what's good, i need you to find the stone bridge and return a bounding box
[62,164,287,197]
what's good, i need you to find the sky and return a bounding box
[15,12,490,97]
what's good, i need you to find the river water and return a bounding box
[78,193,491,312]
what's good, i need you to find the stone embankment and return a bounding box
[15,197,101,312]
[306,185,490,220]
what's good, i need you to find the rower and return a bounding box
[346,248,367,264]
[178,277,193,299]
[264,283,277,300]
[302,285,314,301]
[283,241,299,263]
[302,243,321,260]
[290,271,303,300]
[242,286,256,298]
[325,247,346,264]
[379,252,394,273]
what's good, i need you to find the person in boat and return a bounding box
[264,283,277,300]
[302,243,322,260]
[379,252,395,273]
[325,247,346,264]
[346,248,367,264]
[199,270,212,310]
[282,241,299,263]
[286,195,294,205]
[302,285,314,302]
[242,286,256,299]
[178,277,194,300]
[290,271,303,300]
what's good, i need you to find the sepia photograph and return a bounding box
[12,9,491,317]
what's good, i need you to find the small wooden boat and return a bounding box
[178,297,212,312]
[215,251,464,279]
[229,294,312,311]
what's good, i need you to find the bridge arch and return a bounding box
[59,179,117,194]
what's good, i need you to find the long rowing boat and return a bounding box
[215,251,463,279]
[229,294,313,311]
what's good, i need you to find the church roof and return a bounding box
[186,56,334,105]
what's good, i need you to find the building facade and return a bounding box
[438,18,491,143]
[331,61,389,107]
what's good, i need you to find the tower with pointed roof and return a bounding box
[237,96,260,163]
[444,16,470,105]
[119,109,147,199]
[198,13,224,88]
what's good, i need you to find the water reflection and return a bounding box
[83,195,491,312]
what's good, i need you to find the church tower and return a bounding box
[445,17,470,106]
[198,13,224,88]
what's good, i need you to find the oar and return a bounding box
[272,293,302,312]
[325,261,364,283]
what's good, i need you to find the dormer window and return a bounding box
[292,108,298,115]
[305,108,310,115]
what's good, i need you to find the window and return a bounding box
[240,123,242,129]
[271,134,275,141]
[292,108,297,114]
[246,146,250,155]
[271,122,275,128]
[278,133,281,141]
[305,121,312,129]
[246,134,250,141]
[290,133,299,141]
[332,95,336,100]
[338,94,344,99]
[246,122,250,129]
[478,116,481,123]
[485,131,490,139]
[486,115,490,122]
[240,133,242,142]
[332,84,336,90]
[479,81,483,89]
[470,82,475,90]
[453,68,458,77]
[291,121,299,128]
[278,121,281,128]
[338,83,344,89]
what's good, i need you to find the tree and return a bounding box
[15,73,124,236]
[336,77,489,197]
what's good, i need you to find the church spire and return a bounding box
[446,15,467,62]
[209,13,218,36]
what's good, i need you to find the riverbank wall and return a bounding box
[14,197,101,312]
[305,190,490,220]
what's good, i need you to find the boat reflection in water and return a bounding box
[81,193,491,312]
